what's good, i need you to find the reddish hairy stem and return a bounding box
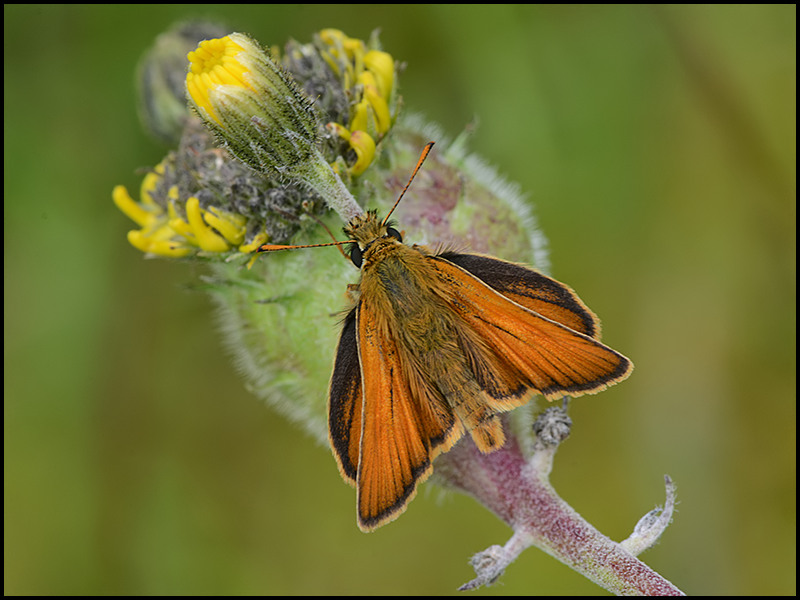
[436,435,684,595]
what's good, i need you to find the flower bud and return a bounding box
[186,33,320,177]
[186,33,363,221]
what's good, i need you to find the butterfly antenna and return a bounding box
[381,141,435,226]
[258,207,353,257]
[257,239,351,253]
[249,237,350,270]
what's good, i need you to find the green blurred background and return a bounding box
[4,4,795,595]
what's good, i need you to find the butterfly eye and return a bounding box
[349,243,363,268]
[386,227,403,242]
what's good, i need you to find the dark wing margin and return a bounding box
[328,306,362,486]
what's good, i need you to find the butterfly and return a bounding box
[260,142,632,531]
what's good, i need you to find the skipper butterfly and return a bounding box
[260,142,632,531]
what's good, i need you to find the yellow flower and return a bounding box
[112,164,247,258]
[317,30,397,175]
[114,27,394,263]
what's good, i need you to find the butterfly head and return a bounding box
[343,142,434,268]
[343,210,403,268]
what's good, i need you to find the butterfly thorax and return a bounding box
[360,242,442,325]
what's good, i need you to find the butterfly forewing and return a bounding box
[428,254,633,400]
[439,252,600,338]
[354,298,461,531]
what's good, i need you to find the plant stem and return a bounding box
[438,435,684,595]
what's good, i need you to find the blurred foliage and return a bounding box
[4,4,795,595]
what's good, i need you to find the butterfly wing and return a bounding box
[439,251,600,338]
[328,307,363,486]
[428,253,633,401]
[354,298,460,531]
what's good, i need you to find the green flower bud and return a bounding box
[186,33,363,221]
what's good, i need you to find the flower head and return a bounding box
[114,28,402,260]
[113,120,315,259]
[106,25,680,596]
[317,29,397,175]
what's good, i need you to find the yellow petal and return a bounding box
[113,185,155,227]
[349,100,369,133]
[327,122,351,141]
[127,230,193,257]
[140,163,165,205]
[364,85,391,134]
[239,232,269,253]
[319,29,347,47]
[185,197,230,252]
[204,206,246,245]
[168,217,195,241]
[364,50,394,99]
[348,130,376,176]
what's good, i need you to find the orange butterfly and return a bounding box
[260,142,632,531]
